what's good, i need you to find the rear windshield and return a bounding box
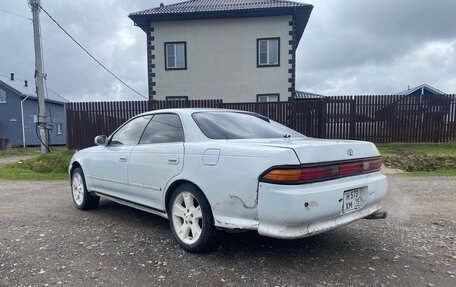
[192,111,304,139]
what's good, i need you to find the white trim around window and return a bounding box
[257,37,280,67]
[56,123,63,135]
[0,88,6,103]
[257,93,280,102]
[165,42,187,70]
[166,96,188,101]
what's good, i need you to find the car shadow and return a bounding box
[95,199,170,230]
[92,198,383,261]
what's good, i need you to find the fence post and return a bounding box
[65,103,71,149]
[318,99,326,138]
[349,97,356,139]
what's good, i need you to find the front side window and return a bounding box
[257,38,279,67]
[139,114,184,144]
[193,112,304,140]
[0,88,6,103]
[110,116,151,146]
[165,42,186,70]
[257,94,279,102]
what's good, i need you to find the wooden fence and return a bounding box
[66,94,456,149]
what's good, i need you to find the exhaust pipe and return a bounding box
[364,211,387,220]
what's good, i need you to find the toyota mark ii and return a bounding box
[69,109,387,253]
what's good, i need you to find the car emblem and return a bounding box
[347,149,354,156]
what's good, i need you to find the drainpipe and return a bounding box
[20,95,30,148]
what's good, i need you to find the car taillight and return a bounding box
[261,157,382,184]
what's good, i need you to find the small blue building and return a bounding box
[0,73,67,147]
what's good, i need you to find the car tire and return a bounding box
[71,167,99,210]
[168,183,219,253]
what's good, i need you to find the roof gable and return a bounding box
[396,84,445,96]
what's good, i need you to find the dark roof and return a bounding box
[294,90,326,100]
[396,84,444,96]
[0,75,68,104]
[131,0,309,16]
[130,0,313,44]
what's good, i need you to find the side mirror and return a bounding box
[94,135,107,146]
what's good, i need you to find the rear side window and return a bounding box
[192,112,304,139]
[139,114,184,144]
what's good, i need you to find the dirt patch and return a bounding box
[381,164,406,175]
[383,152,456,172]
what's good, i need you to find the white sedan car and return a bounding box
[69,108,387,253]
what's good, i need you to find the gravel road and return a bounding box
[0,176,455,286]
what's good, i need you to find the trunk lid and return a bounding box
[228,137,380,164]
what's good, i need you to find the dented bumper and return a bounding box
[257,172,387,239]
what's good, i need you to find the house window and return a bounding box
[165,42,187,70]
[257,38,280,67]
[166,96,188,101]
[257,94,280,103]
[0,88,6,103]
[56,123,63,135]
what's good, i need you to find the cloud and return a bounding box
[297,0,456,95]
[0,0,151,101]
[298,38,456,95]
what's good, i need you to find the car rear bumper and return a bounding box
[257,172,387,239]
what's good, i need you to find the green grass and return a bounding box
[377,142,456,156]
[378,142,456,176]
[0,148,73,180]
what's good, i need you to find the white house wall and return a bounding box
[152,16,293,102]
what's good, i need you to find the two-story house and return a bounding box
[129,0,313,102]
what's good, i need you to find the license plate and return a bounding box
[343,188,363,213]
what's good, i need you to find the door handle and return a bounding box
[167,157,179,165]
[119,157,128,163]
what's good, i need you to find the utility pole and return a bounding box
[29,0,48,154]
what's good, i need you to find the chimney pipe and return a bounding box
[160,3,164,7]
[24,80,28,87]
[10,73,14,81]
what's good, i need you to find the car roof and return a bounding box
[136,108,251,117]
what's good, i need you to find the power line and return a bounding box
[41,29,113,91]
[0,8,32,20]
[45,87,68,101]
[38,4,148,99]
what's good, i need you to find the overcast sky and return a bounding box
[1,0,455,101]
